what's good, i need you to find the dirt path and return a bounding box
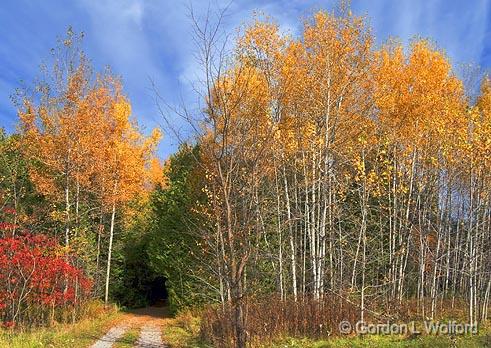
[90,306,169,348]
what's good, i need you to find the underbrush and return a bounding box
[162,302,491,348]
[200,295,359,347]
[193,296,491,347]
[0,300,120,348]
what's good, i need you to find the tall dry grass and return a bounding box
[200,295,359,347]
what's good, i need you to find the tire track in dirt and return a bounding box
[135,324,165,347]
[90,325,129,348]
[90,306,169,348]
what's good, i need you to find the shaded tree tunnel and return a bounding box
[149,276,168,305]
[112,262,169,308]
[111,233,169,308]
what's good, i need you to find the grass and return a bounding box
[113,327,140,348]
[0,301,122,348]
[162,311,212,348]
[268,331,491,348]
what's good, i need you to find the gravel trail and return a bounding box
[90,305,168,348]
[90,325,128,348]
[135,324,166,347]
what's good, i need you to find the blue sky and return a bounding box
[1,0,490,159]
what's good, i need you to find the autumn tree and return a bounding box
[154,6,491,345]
[97,86,161,306]
[16,29,161,305]
[17,29,97,246]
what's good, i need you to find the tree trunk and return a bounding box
[104,200,117,307]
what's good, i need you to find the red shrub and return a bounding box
[0,231,92,327]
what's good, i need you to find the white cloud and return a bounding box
[352,0,490,67]
[123,1,144,26]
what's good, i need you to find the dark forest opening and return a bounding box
[149,276,168,306]
[112,234,170,308]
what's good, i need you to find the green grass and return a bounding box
[0,304,122,348]
[162,312,212,348]
[113,328,140,348]
[268,332,491,348]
